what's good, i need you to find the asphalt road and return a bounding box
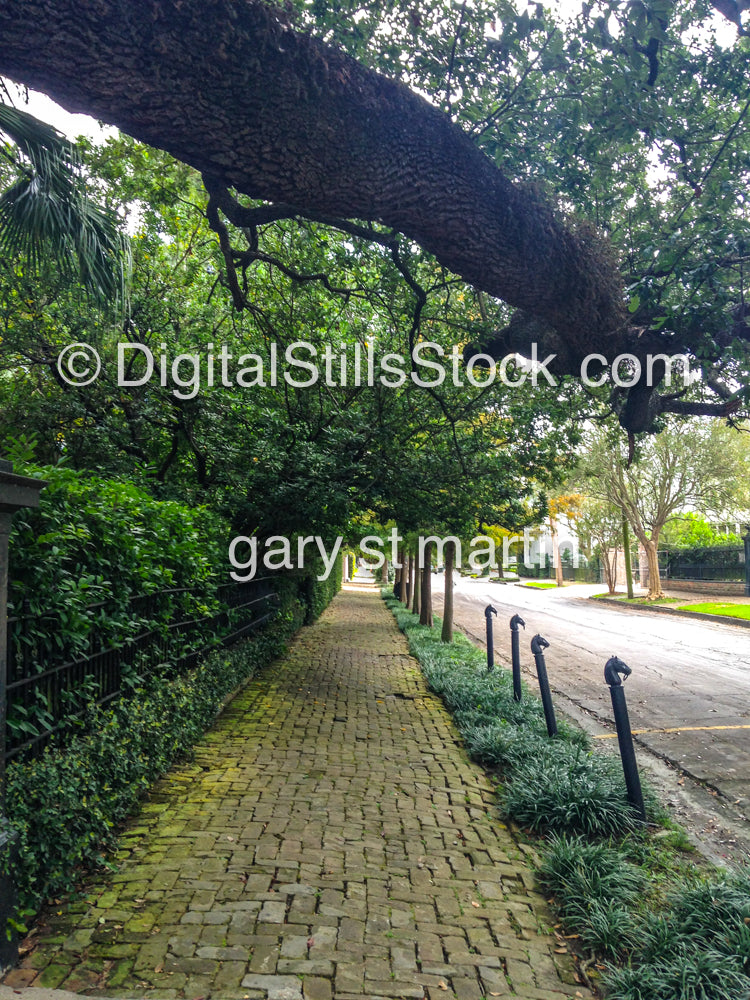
[429,575,750,863]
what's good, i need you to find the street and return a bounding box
[429,575,750,864]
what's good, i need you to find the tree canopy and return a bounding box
[1,0,750,434]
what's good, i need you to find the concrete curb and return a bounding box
[589,595,750,629]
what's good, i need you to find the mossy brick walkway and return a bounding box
[4,583,592,1000]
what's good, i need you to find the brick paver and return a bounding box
[6,583,592,1000]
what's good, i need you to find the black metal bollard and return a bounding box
[605,656,646,821]
[510,614,525,702]
[530,634,557,737]
[484,604,497,671]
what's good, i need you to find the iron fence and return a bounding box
[4,578,278,764]
[657,546,745,582]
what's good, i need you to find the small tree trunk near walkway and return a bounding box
[412,557,421,617]
[642,537,665,599]
[622,516,634,599]
[602,547,618,594]
[550,516,564,587]
[382,556,388,587]
[419,541,433,627]
[407,552,414,607]
[441,540,455,643]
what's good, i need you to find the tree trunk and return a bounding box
[622,515,634,599]
[405,551,414,607]
[643,538,665,599]
[602,546,617,594]
[411,555,421,617]
[398,546,408,603]
[550,516,564,587]
[419,541,433,627]
[441,540,455,643]
[381,556,388,587]
[0,0,628,371]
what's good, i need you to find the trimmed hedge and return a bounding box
[5,565,341,913]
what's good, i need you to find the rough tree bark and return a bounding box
[411,549,421,618]
[441,540,455,643]
[640,537,665,600]
[0,0,629,374]
[419,542,433,628]
[549,516,564,588]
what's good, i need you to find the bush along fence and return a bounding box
[381,590,750,1000]
[0,461,345,935]
[3,563,341,919]
[4,578,278,763]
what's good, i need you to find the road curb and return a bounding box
[589,595,750,629]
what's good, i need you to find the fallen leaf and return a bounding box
[154,965,164,974]
[307,937,314,948]
[471,901,481,908]
[438,981,449,990]
[555,947,567,953]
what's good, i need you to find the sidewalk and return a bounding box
[2,582,589,1000]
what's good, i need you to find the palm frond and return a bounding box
[0,102,127,302]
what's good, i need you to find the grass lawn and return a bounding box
[522,581,559,589]
[678,602,750,620]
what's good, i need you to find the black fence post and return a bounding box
[744,530,750,597]
[484,604,497,671]
[0,460,46,972]
[604,656,646,822]
[510,614,525,702]
[530,634,557,737]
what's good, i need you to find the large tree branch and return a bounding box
[0,0,628,371]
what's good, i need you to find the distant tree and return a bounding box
[661,512,744,550]
[576,496,626,595]
[581,422,750,598]
[547,493,583,586]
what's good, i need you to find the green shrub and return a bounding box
[9,465,227,625]
[603,951,750,1000]
[4,595,307,911]
[536,835,644,956]
[537,835,646,908]
[501,745,642,838]
[624,870,750,972]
